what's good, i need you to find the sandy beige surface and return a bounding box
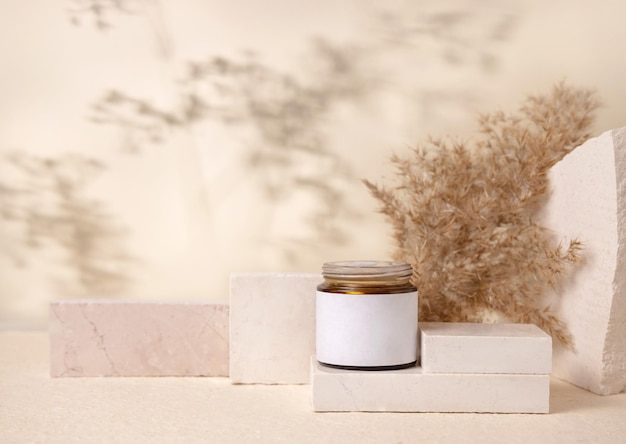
[1,332,625,444]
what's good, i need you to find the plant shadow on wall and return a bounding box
[67,0,174,58]
[376,8,517,72]
[78,1,519,263]
[90,43,371,261]
[0,153,133,298]
[0,2,520,313]
[67,0,139,30]
[373,6,519,126]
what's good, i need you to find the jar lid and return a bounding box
[321,260,413,280]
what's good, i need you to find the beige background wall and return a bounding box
[1,0,625,327]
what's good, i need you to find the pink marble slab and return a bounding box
[50,300,229,377]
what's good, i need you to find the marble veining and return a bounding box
[50,301,229,377]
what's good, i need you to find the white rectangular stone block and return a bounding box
[541,127,626,394]
[420,322,552,374]
[50,300,229,377]
[229,272,320,384]
[311,358,549,413]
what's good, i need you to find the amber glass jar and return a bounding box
[316,261,418,371]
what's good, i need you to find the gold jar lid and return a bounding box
[319,261,415,294]
[322,260,413,280]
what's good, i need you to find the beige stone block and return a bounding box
[50,300,229,377]
[229,272,320,384]
[542,127,626,394]
[420,322,552,374]
[311,358,550,413]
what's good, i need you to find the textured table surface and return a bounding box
[1,332,626,444]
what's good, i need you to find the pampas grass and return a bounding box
[364,83,600,348]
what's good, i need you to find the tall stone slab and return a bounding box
[542,127,626,394]
[229,272,319,384]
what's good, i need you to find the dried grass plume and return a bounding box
[364,83,600,348]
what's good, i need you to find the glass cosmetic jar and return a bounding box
[316,260,418,370]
